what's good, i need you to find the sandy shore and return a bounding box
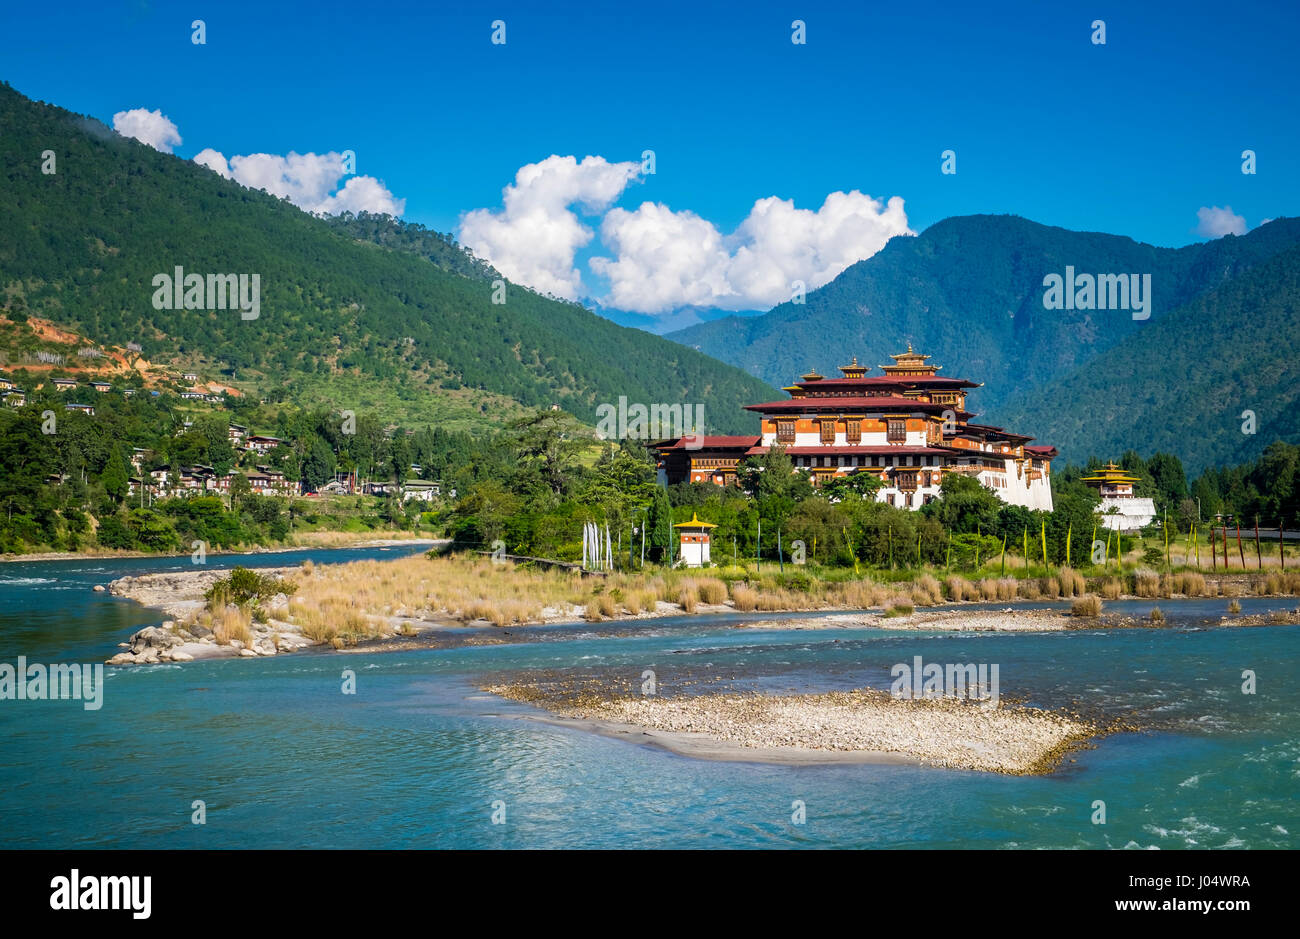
[740,608,1074,632]
[484,683,1102,775]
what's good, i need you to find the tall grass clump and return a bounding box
[213,604,253,645]
[697,578,728,605]
[1056,568,1086,598]
[1135,571,1160,598]
[731,583,759,611]
[912,574,943,606]
[676,580,700,613]
[1070,595,1103,617]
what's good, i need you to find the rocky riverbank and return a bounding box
[106,566,316,665]
[484,682,1105,775]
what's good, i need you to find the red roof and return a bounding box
[1024,445,1058,457]
[748,445,953,457]
[795,375,980,389]
[746,397,970,415]
[960,422,1032,439]
[656,435,760,451]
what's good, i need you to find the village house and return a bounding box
[51,377,78,391]
[246,465,298,496]
[401,480,440,503]
[652,345,1056,512]
[246,434,285,455]
[90,381,112,393]
[64,403,95,416]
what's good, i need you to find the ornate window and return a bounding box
[887,419,906,443]
[820,420,837,444]
[845,419,862,444]
[776,419,795,443]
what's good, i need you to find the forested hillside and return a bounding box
[0,82,776,434]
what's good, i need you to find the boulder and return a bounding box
[169,651,194,662]
[92,584,106,593]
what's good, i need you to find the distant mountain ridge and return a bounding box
[667,214,1300,472]
[0,82,777,434]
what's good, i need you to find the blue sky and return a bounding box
[3,0,1297,323]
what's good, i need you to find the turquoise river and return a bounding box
[1,544,1297,848]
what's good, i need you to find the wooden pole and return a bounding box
[1164,509,1170,570]
[1236,520,1246,569]
[1281,518,1286,572]
[1000,534,1007,576]
[1254,516,1262,570]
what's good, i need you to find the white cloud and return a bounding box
[112,108,182,153]
[1195,205,1247,239]
[593,190,913,313]
[192,147,229,176]
[458,155,643,300]
[194,149,405,217]
[458,155,913,314]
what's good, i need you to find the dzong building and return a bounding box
[653,345,1056,512]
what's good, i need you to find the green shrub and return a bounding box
[205,566,298,606]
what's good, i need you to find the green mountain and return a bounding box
[668,214,1300,469]
[0,82,776,433]
[999,243,1300,475]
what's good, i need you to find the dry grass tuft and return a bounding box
[1057,567,1086,598]
[1135,571,1160,598]
[1070,595,1102,617]
[213,604,252,645]
[697,578,728,605]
